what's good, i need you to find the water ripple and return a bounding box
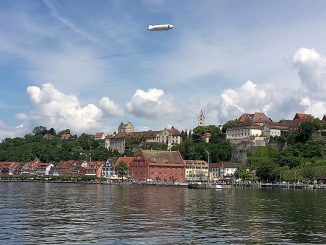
[0,183,325,244]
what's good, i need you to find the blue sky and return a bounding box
[1,0,326,139]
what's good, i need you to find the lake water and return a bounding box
[0,182,325,244]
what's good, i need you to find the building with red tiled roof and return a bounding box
[0,162,18,175]
[274,113,315,133]
[238,112,272,125]
[49,160,104,178]
[20,160,40,175]
[129,150,186,183]
[263,122,292,140]
[94,132,106,140]
[114,157,134,168]
[84,161,105,178]
[293,113,314,121]
[0,161,53,176]
[238,113,254,123]
[226,112,272,143]
[34,163,54,176]
[49,161,75,176]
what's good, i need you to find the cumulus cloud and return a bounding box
[300,97,326,118]
[215,80,283,121]
[20,83,103,133]
[293,47,326,97]
[126,88,175,118]
[99,97,123,117]
[293,48,326,117]
[214,48,326,123]
[13,83,177,138]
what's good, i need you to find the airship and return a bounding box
[146,24,174,31]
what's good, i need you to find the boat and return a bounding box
[188,182,232,189]
[188,182,207,189]
[212,183,232,189]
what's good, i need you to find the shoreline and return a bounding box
[0,179,326,190]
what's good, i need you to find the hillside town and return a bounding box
[1,110,326,186]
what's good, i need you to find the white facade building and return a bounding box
[226,124,263,140]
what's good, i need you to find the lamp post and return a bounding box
[205,150,210,183]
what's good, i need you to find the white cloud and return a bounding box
[127,88,175,118]
[21,83,103,133]
[0,121,26,140]
[293,48,326,118]
[99,97,123,117]
[11,83,180,138]
[301,97,326,118]
[216,80,278,121]
[213,48,326,123]
[293,47,326,98]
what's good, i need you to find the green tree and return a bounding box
[298,119,322,142]
[192,125,222,143]
[301,141,326,158]
[172,138,196,160]
[32,126,47,136]
[235,166,256,182]
[249,146,278,169]
[249,146,280,182]
[222,120,239,133]
[78,133,93,150]
[208,142,232,162]
[256,162,279,182]
[115,161,129,181]
[92,146,110,161]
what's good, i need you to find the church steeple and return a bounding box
[198,110,205,127]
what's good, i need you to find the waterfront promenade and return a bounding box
[1,178,326,189]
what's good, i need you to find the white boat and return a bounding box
[214,183,232,189]
[188,182,232,189]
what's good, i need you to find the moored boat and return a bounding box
[188,182,232,189]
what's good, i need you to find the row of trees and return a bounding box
[0,126,120,163]
[172,125,233,162]
[242,120,326,182]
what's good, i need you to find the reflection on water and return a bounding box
[0,182,325,244]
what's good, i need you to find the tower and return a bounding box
[118,122,134,133]
[198,110,205,127]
